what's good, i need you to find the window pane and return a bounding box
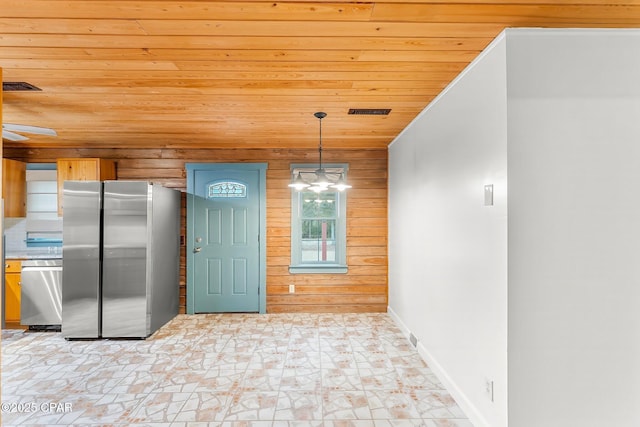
[302,219,336,239]
[302,192,337,219]
[301,219,336,262]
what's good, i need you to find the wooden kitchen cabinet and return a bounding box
[56,158,116,215]
[2,158,27,217]
[5,260,22,323]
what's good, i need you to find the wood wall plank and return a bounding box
[4,147,388,313]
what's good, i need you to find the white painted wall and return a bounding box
[506,29,640,427]
[388,35,509,427]
[389,28,640,427]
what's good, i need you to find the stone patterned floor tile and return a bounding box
[1,313,470,425]
[225,390,279,421]
[275,390,323,420]
[322,390,372,420]
[366,390,422,419]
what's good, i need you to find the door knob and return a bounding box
[193,247,202,253]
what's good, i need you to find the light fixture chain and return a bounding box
[318,115,323,169]
[288,111,349,192]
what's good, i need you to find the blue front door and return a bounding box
[186,163,267,313]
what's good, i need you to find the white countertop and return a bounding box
[5,248,63,260]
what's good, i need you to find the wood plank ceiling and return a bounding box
[1,0,640,150]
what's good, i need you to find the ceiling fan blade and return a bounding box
[2,129,30,141]
[3,123,57,136]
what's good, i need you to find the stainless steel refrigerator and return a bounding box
[62,181,180,339]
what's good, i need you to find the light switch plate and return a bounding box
[484,185,494,206]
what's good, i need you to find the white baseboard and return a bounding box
[387,306,491,427]
[387,305,411,339]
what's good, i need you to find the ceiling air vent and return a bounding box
[348,108,391,116]
[2,82,42,91]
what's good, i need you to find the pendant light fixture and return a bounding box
[288,112,352,192]
[288,171,310,191]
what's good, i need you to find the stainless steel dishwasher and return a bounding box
[21,259,63,328]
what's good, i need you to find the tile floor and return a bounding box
[1,313,471,426]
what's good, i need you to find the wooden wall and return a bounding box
[3,147,388,313]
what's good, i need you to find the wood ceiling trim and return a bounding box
[3,93,434,103]
[4,3,639,23]
[1,79,447,92]
[2,60,468,73]
[0,85,366,95]
[4,0,638,18]
[0,34,497,50]
[0,1,374,20]
[371,4,640,23]
[2,139,396,150]
[0,19,149,35]
[0,47,481,62]
[138,20,504,37]
[0,19,509,36]
[3,70,463,82]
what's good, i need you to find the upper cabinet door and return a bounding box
[56,158,116,215]
[2,158,27,218]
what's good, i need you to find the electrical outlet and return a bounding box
[289,284,295,294]
[409,333,418,347]
[485,379,494,402]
